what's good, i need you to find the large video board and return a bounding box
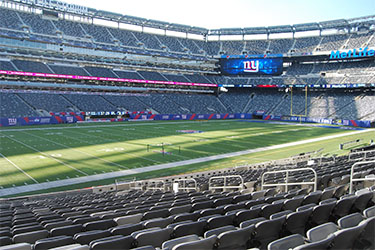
[219,55,283,76]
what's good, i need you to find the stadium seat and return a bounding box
[331,196,356,221]
[293,234,335,250]
[33,236,75,250]
[352,191,374,212]
[172,221,206,237]
[12,230,49,244]
[306,222,338,242]
[357,217,375,249]
[48,244,89,250]
[171,235,217,250]
[216,225,254,250]
[0,237,12,247]
[142,209,171,220]
[284,208,312,235]
[0,243,32,250]
[363,205,375,218]
[83,219,116,231]
[235,208,261,226]
[143,216,173,228]
[89,235,133,249]
[282,197,304,211]
[206,214,235,229]
[308,201,336,228]
[132,246,156,250]
[337,212,363,228]
[252,217,286,249]
[269,210,292,220]
[173,212,200,223]
[12,225,44,235]
[44,221,73,231]
[162,235,200,250]
[267,234,305,250]
[204,225,236,238]
[169,205,192,215]
[132,227,173,248]
[73,230,111,245]
[330,222,366,249]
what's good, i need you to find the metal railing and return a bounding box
[261,167,317,192]
[312,155,336,166]
[146,180,166,191]
[209,175,244,192]
[349,160,375,194]
[348,149,375,161]
[173,179,198,192]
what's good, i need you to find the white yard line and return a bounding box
[3,134,89,176]
[0,152,39,184]
[0,129,369,197]
[22,131,129,170]
[69,129,164,164]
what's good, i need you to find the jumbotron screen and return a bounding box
[219,55,283,76]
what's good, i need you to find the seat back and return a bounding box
[217,225,254,250]
[267,234,305,250]
[253,217,286,249]
[12,230,49,244]
[89,235,134,250]
[307,222,338,242]
[284,208,312,235]
[114,214,143,226]
[73,230,111,245]
[34,236,75,250]
[330,223,366,250]
[134,227,173,248]
[171,235,217,250]
[293,234,335,250]
[162,235,200,250]
[337,212,363,228]
[0,243,32,250]
[173,221,206,237]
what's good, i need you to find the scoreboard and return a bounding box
[219,55,283,76]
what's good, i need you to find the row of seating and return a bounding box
[268,206,375,249]
[1,185,373,249]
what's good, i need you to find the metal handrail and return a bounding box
[173,179,197,192]
[311,155,335,166]
[261,167,317,192]
[348,149,375,161]
[349,160,375,194]
[146,180,165,191]
[208,175,244,191]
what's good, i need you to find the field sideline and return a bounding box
[0,120,374,197]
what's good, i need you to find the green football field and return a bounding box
[0,120,374,195]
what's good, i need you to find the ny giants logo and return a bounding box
[243,60,259,73]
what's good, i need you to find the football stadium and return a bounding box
[0,0,374,249]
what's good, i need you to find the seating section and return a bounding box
[0,174,373,250]
[0,7,373,60]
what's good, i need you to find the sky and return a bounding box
[61,0,375,29]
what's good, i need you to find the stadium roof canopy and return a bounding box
[6,0,375,36]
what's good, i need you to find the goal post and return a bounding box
[290,85,308,122]
[146,143,181,155]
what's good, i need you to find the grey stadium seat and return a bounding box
[73,230,111,245]
[89,235,134,250]
[0,243,32,250]
[12,230,49,244]
[267,234,305,250]
[171,235,217,250]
